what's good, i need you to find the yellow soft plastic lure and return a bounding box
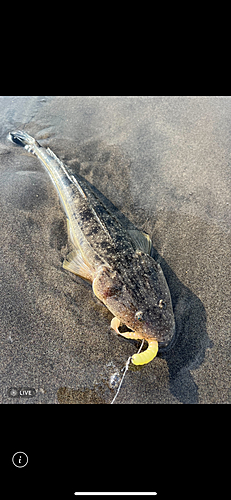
[111,317,158,365]
[132,339,158,365]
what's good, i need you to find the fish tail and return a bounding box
[8,130,40,153]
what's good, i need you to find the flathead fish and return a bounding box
[9,130,175,365]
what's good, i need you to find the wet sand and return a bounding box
[0,96,230,404]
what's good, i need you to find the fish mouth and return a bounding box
[148,322,176,352]
[129,321,176,351]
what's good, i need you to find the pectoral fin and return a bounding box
[63,249,94,282]
[128,229,152,254]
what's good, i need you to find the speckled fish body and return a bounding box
[9,130,175,350]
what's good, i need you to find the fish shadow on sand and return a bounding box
[155,250,212,404]
[61,171,212,404]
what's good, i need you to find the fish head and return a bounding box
[93,252,175,348]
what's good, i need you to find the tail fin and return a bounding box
[8,130,40,152]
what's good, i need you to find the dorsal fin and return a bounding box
[127,229,153,254]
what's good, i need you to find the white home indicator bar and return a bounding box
[74,494,157,496]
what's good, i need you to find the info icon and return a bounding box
[12,452,28,468]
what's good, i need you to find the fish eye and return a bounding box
[135,310,144,321]
[158,299,166,309]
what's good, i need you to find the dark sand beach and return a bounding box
[0,96,230,404]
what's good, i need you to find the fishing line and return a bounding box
[110,339,144,404]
